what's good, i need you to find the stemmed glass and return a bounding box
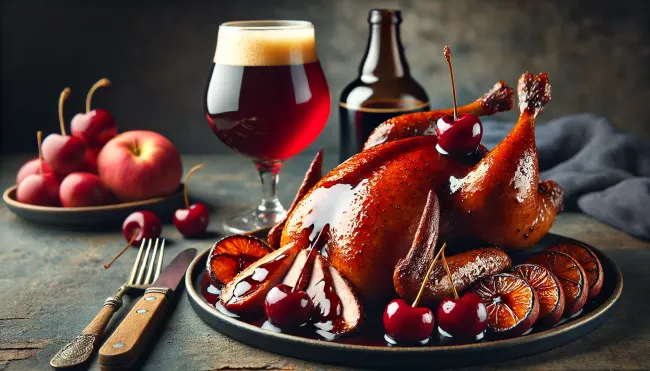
[204,21,330,234]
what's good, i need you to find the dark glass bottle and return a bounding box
[339,9,430,162]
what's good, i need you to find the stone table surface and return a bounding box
[0,154,649,371]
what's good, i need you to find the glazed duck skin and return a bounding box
[363,80,515,150]
[280,72,563,301]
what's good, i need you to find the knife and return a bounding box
[98,248,197,370]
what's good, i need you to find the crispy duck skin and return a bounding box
[280,72,563,302]
[363,81,515,150]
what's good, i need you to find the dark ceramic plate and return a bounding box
[186,233,622,369]
[3,184,185,229]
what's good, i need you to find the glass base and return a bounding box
[222,198,287,235]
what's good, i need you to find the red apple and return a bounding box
[17,173,60,206]
[16,158,52,185]
[97,130,182,202]
[59,172,112,207]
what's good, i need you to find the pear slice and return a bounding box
[307,255,364,340]
[220,241,300,314]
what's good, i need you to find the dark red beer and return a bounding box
[204,22,330,161]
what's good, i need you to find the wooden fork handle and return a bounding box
[98,287,172,370]
[50,287,126,368]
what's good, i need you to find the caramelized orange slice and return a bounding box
[525,251,588,317]
[472,273,540,336]
[207,235,273,285]
[513,264,565,326]
[548,243,603,298]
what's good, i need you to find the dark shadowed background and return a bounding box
[2,0,650,156]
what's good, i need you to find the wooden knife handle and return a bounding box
[98,288,171,370]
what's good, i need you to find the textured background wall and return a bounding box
[2,0,650,155]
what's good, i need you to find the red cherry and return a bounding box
[42,87,87,177]
[71,78,117,148]
[80,148,101,174]
[71,109,117,148]
[383,299,435,343]
[174,164,209,237]
[437,292,488,338]
[264,284,314,329]
[42,134,87,176]
[122,211,162,245]
[59,172,112,207]
[16,158,52,185]
[435,113,483,155]
[16,173,60,206]
[173,202,209,237]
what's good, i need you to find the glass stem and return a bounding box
[254,160,286,223]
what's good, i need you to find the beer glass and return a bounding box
[204,21,330,234]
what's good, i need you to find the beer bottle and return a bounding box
[339,9,430,162]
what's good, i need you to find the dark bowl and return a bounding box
[3,184,185,229]
[185,233,622,369]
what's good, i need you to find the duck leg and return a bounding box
[363,81,514,150]
[452,72,563,249]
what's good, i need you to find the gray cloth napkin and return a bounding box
[482,114,650,241]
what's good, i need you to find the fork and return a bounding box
[50,238,166,369]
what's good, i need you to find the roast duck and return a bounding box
[219,72,564,339]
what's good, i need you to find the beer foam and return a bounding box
[214,21,318,66]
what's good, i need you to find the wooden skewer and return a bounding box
[441,251,459,300]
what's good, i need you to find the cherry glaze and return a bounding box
[199,270,599,346]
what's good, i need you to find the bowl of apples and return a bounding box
[3,80,186,228]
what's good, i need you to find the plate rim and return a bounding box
[3,184,184,213]
[185,233,623,356]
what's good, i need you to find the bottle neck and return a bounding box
[360,22,410,81]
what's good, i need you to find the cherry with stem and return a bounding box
[173,164,211,237]
[71,78,117,148]
[436,250,488,339]
[383,242,447,344]
[436,46,484,155]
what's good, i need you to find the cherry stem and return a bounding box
[104,233,138,269]
[292,226,328,293]
[183,164,205,209]
[59,87,71,136]
[441,251,459,300]
[412,242,447,308]
[444,46,458,121]
[86,78,111,113]
[36,131,43,175]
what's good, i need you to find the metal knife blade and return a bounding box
[152,248,197,291]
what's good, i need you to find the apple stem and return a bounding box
[443,46,458,121]
[412,242,447,308]
[86,78,111,113]
[104,233,138,269]
[36,131,44,175]
[292,226,328,293]
[183,164,205,209]
[441,251,459,300]
[58,87,71,136]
